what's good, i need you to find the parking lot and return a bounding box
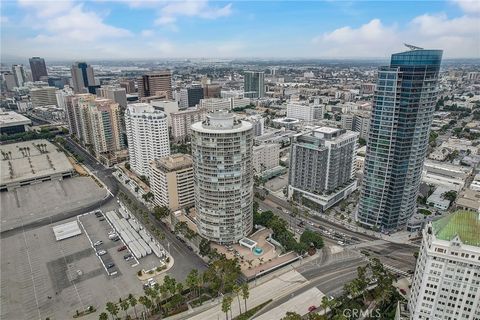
[0,210,162,320]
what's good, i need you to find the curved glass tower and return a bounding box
[357,48,443,231]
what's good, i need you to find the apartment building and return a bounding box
[170,107,206,142]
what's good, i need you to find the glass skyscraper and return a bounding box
[244,71,265,99]
[357,48,443,231]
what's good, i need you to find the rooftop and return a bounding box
[153,154,193,172]
[432,211,480,247]
[0,139,74,186]
[0,110,32,127]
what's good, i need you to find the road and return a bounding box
[64,137,207,279]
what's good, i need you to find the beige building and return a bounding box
[171,107,207,142]
[150,154,195,210]
[253,143,280,174]
[30,86,57,107]
[138,71,172,99]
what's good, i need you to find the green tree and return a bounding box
[120,300,130,319]
[221,296,232,320]
[442,190,457,203]
[105,302,119,320]
[300,230,324,249]
[138,296,149,316]
[128,295,138,319]
[233,284,242,314]
[186,269,199,298]
[281,312,303,320]
[199,238,211,257]
[153,206,170,220]
[240,283,250,312]
[99,312,109,320]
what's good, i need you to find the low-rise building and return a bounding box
[422,160,472,191]
[426,186,451,211]
[0,110,32,135]
[253,143,280,175]
[456,188,480,212]
[150,154,195,211]
[29,86,57,107]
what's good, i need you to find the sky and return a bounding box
[1,0,479,60]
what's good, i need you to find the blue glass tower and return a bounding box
[357,48,443,231]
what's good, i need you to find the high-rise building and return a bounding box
[1,72,17,91]
[353,113,370,140]
[12,65,27,87]
[171,107,206,142]
[55,86,74,110]
[150,100,179,126]
[408,211,480,320]
[138,71,172,99]
[119,79,135,94]
[65,93,96,140]
[244,71,265,98]
[179,85,204,109]
[357,48,443,231]
[150,154,195,211]
[97,86,127,108]
[125,103,170,177]
[29,57,48,82]
[30,86,57,107]
[203,84,222,98]
[288,127,358,212]
[191,111,254,243]
[70,62,96,94]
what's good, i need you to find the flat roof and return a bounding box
[0,110,32,128]
[0,139,74,186]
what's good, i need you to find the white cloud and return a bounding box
[452,0,480,14]
[154,0,232,26]
[141,29,155,37]
[313,12,480,58]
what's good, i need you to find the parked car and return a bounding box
[95,211,102,217]
[308,305,316,312]
[97,250,107,256]
[123,253,132,260]
[93,240,103,246]
[108,234,118,240]
[99,217,105,221]
[125,256,134,261]
[106,263,115,269]
[117,245,127,252]
[111,236,120,241]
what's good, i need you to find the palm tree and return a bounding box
[105,302,118,320]
[233,284,242,315]
[129,295,138,319]
[120,300,129,319]
[138,296,149,316]
[221,296,232,320]
[98,312,109,320]
[186,269,199,298]
[241,283,250,312]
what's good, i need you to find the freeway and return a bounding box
[64,137,207,279]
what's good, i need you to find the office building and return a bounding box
[244,71,265,98]
[171,107,206,142]
[353,113,370,140]
[253,143,280,174]
[125,103,170,176]
[191,111,254,243]
[341,114,354,130]
[179,85,204,109]
[97,86,127,108]
[0,110,32,135]
[119,79,135,94]
[70,62,96,94]
[12,64,27,87]
[2,72,17,91]
[30,86,57,107]
[408,211,480,320]
[150,154,195,211]
[29,57,48,82]
[288,127,358,212]
[358,48,443,231]
[203,84,221,98]
[138,71,172,99]
[245,114,265,136]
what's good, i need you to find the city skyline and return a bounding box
[1,0,479,60]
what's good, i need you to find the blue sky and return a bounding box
[1,0,479,60]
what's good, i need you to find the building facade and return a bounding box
[138,71,172,99]
[70,62,96,94]
[12,64,27,87]
[191,111,254,243]
[125,103,170,176]
[179,86,204,109]
[30,86,57,107]
[253,143,280,174]
[97,86,127,108]
[29,57,48,82]
[245,114,265,136]
[358,48,443,231]
[244,71,265,99]
[150,154,195,211]
[287,103,322,122]
[288,127,358,212]
[171,107,206,142]
[408,211,480,320]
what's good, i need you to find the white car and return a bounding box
[97,250,107,256]
[93,240,103,246]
